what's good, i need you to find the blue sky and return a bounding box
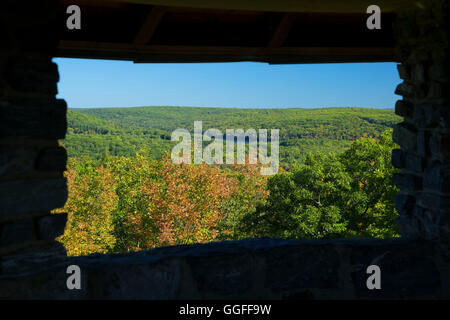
[54,58,400,109]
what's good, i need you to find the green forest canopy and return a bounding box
[64,106,400,168]
[57,106,402,255]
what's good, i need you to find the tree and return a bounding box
[57,129,400,257]
[242,152,350,238]
[242,130,400,239]
[57,158,117,256]
[338,129,400,238]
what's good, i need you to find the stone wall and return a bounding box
[392,0,450,240]
[0,1,68,257]
[1,238,450,299]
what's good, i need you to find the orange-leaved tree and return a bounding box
[128,158,239,249]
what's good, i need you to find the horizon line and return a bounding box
[69,105,395,110]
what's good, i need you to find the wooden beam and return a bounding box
[268,13,296,48]
[57,40,394,63]
[162,6,263,15]
[133,6,166,45]
[59,0,131,8]
[76,0,412,14]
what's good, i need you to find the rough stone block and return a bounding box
[393,122,418,152]
[0,99,66,139]
[264,245,339,291]
[412,63,426,83]
[187,254,255,295]
[0,178,67,216]
[417,192,450,213]
[396,216,420,239]
[429,63,449,81]
[424,161,450,194]
[404,152,425,173]
[397,64,410,80]
[415,208,448,240]
[0,218,34,246]
[417,130,432,157]
[393,173,422,192]
[351,241,440,298]
[392,149,424,172]
[430,47,450,79]
[395,194,416,216]
[0,146,38,177]
[411,206,450,239]
[395,82,416,98]
[413,103,450,128]
[438,213,450,237]
[35,213,67,240]
[430,133,450,159]
[407,50,429,65]
[0,240,67,276]
[431,46,450,62]
[85,260,182,299]
[391,149,404,168]
[428,81,449,99]
[35,147,67,172]
[5,57,58,95]
[395,100,414,118]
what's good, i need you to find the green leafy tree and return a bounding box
[242,130,400,239]
[338,130,400,237]
[241,152,350,238]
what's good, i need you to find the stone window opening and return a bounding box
[0,0,449,299]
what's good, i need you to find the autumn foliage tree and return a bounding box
[57,130,400,256]
[57,152,268,255]
[57,158,117,256]
[130,161,235,248]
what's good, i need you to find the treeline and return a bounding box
[65,110,172,160]
[64,107,401,168]
[56,130,400,256]
[74,106,400,141]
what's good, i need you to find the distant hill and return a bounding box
[64,110,172,160]
[64,106,401,167]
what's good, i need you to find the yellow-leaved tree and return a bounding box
[57,158,117,256]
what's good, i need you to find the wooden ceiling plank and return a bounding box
[58,40,393,58]
[268,13,296,48]
[59,0,131,8]
[73,0,412,14]
[134,6,166,45]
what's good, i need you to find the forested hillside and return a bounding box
[57,130,400,255]
[65,110,172,160]
[73,106,399,140]
[65,106,400,167]
[57,106,402,256]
